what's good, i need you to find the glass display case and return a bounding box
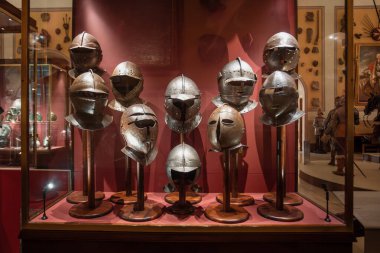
[0,2,72,253]
[18,0,360,253]
[0,63,70,166]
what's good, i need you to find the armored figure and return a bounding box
[5,98,21,122]
[164,75,201,133]
[0,124,11,148]
[323,96,341,165]
[312,108,325,153]
[259,71,304,127]
[329,96,346,176]
[313,108,325,136]
[120,104,158,166]
[109,61,144,111]
[69,32,103,78]
[65,70,113,130]
[166,143,201,191]
[213,57,257,114]
[207,104,244,151]
[263,32,300,76]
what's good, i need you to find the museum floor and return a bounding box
[298,151,380,253]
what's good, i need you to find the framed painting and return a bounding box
[356,43,380,105]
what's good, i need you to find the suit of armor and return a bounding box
[313,113,325,136]
[328,97,346,176]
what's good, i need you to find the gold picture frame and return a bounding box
[355,43,380,105]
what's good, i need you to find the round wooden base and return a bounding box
[118,200,163,222]
[109,191,147,205]
[216,193,255,206]
[257,203,304,222]
[263,192,303,206]
[69,201,113,219]
[164,192,202,205]
[66,191,105,204]
[166,201,195,215]
[204,202,249,224]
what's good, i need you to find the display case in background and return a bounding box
[0,1,72,253]
[18,0,357,253]
[0,63,70,166]
[0,60,72,214]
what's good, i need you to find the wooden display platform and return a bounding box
[362,153,380,163]
[20,192,353,253]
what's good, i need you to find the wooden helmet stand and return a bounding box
[118,162,163,222]
[205,148,250,224]
[257,126,303,222]
[69,130,113,218]
[66,133,105,204]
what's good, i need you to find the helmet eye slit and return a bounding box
[221,119,234,125]
[72,91,107,99]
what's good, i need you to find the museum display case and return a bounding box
[0,2,73,253]
[17,0,360,253]
[0,63,70,166]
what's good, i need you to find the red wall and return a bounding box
[0,168,70,253]
[0,169,20,253]
[72,0,297,193]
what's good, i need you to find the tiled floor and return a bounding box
[353,237,364,253]
[298,152,380,253]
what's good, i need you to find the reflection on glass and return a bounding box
[296,1,347,219]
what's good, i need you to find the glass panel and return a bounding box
[21,0,351,228]
[0,2,22,167]
[296,0,347,220]
[27,0,73,219]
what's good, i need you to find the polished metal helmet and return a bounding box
[207,104,244,151]
[69,32,103,74]
[259,71,304,126]
[5,98,21,122]
[120,104,158,166]
[214,57,257,113]
[263,32,300,74]
[9,98,21,116]
[109,61,144,110]
[164,75,201,133]
[166,143,201,187]
[66,70,112,130]
[0,124,11,148]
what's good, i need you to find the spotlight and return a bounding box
[41,182,55,220]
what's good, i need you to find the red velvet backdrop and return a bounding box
[72,0,297,193]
